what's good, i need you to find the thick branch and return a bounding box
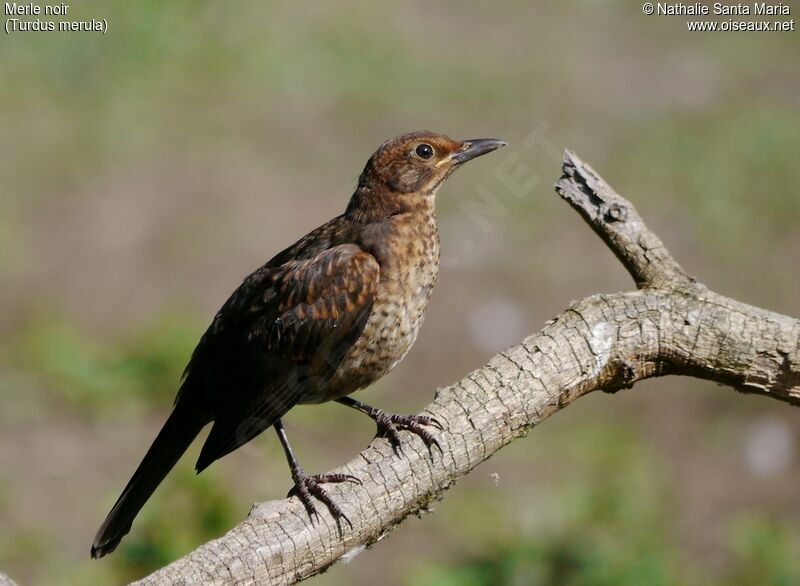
[0,573,17,586]
[134,152,800,585]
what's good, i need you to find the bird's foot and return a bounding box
[373,411,443,455]
[287,469,361,529]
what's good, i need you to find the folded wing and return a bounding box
[186,243,380,471]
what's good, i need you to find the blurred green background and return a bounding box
[1,1,799,585]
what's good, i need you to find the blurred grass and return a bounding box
[1,1,799,585]
[413,425,695,586]
[413,425,800,586]
[3,312,200,418]
[616,105,800,258]
[413,513,800,586]
[727,515,800,586]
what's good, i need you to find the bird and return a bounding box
[91,131,506,558]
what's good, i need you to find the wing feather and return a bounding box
[184,243,379,472]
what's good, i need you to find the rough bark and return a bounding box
[133,151,800,585]
[0,573,18,586]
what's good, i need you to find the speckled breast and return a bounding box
[312,208,440,402]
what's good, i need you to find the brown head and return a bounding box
[347,131,506,220]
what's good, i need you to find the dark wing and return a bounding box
[182,243,380,472]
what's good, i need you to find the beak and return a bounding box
[450,138,507,165]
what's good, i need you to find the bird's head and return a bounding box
[352,131,506,209]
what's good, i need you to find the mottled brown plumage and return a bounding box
[91,131,505,558]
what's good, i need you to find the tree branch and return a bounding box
[133,152,800,585]
[0,572,18,586]
[557,150,692,289]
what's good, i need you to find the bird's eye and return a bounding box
[415,143,434,159]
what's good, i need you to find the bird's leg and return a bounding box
[274,419,360,529]
[336,397,443,454]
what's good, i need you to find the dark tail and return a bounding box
[91,406,206,558]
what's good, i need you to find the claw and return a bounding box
[395,418,443,454]
[336,398,444,458]
[375,412,443,456]
[426,416,444,431]
[375,413,405,454]
[287,471,360,530]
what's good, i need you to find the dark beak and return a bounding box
[451,138,507,164]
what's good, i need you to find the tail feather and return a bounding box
[91,407,206,558]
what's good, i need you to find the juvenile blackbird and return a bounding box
[91,131,506,558]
